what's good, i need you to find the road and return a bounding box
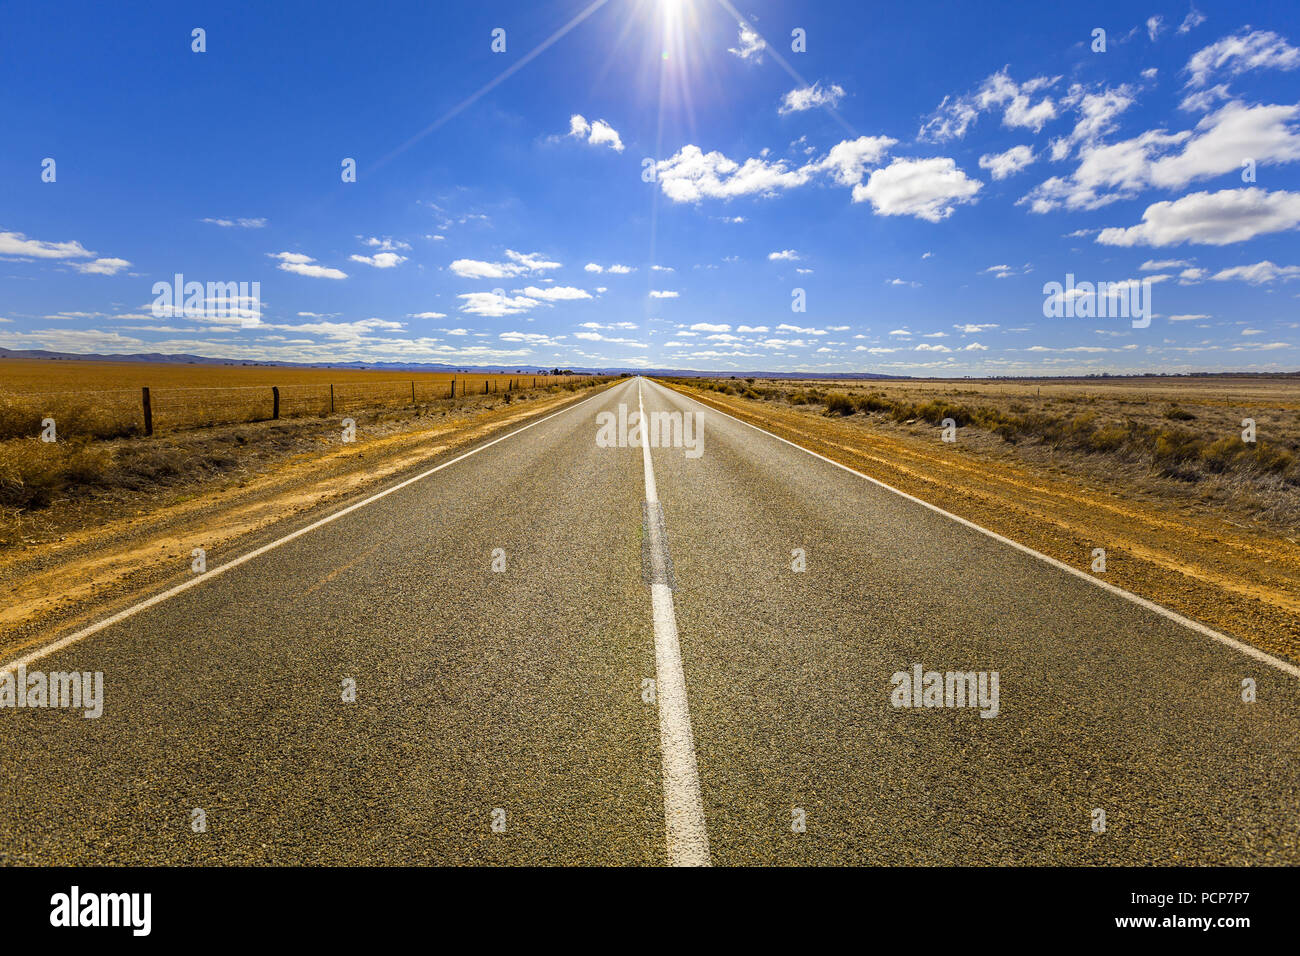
[2,376,1298,865]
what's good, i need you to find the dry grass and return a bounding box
[0,359,585,440]
[0,360,617,535]
[672,374,1300,535]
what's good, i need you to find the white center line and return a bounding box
[637,377,711,866]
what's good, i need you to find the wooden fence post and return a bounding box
[272,386,280,420]
[411,381,416,404]
[450,378,456,398]
[141,386,153,436]
[330,383,335,413]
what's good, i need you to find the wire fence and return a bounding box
[0,374,588,440]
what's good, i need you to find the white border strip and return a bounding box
[638,379,711,866]
[651,379,1300,680]
[1,385,616,677]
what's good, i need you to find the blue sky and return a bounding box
[3,0,1299,374]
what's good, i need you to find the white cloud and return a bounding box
[0,230,94,259]
[655,145,814,202]
[1178,8,1207,35]
[918,68,1059,142]
[1047,84,1137,160]
[779,82,846,115]
[361,236,411,251]
[410,311,447,319]
[449,249,561,279]
[654,135,894,204]
[736,325,768,333]
[1021,102,1300,212]
[1179,84,1233,112]
[728,22,766,61]
[515,285,593,301]
[457,291,538,317]
[350,252,407,268]
[768,249,800,261]
[691,323,730,332]
[202,217,266,228]
[567,114,625,152]
[649,290,679,298]
[1185,28,1300,87]
[979,145,1035,180]
[1210,260,1300,283]
[269,251,347,279]
[1141,259,1193,270]
[1096,187,1300,246]
[499,331,564,346]
[72,257,131,275]
[852,157,982,222]
[1147,16,1164,42]
[810,135,897,186]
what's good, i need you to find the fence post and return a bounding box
[484,380,489,394]
[330,383,335,413]
[450,378,456,398]
[272,386,280,420]
[141,386,153,436]
[411,381,416,404]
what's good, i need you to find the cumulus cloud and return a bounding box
[1210,260,1300,283]
[0,231,92,259]
[1021,101,1300,212]
[1047,84,1137,160]
[979,145,1035,180]
[1096,187,1300,246]
[1185,28,1300,87]
[584,262,634,274]
[649,290,679,298]
[918,68,1060,142]
[851,157,983,222]
[350,252,407,268]
[779,82,845,115]
[457,291,538,317]
[72,257,131,275]
[269,251,347,279]
[449,250,561,279]
[567,114,624,152]
[654,135,895,204]
[514,285,592,301]
[361,236,411,251]
[768,249,800,261]
[728,22,766,61]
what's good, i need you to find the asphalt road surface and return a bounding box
[2,377,1297,865]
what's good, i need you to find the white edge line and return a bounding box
[1,384,619,676]
[652,379,1300,681]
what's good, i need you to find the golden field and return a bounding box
[0,358,584,439]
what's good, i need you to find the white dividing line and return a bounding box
[648,379,1300,681]
[638,378,711,866]
[1,385,618,678]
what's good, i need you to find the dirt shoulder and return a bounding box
[0,382,615,657]
[664,381,1300,665]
